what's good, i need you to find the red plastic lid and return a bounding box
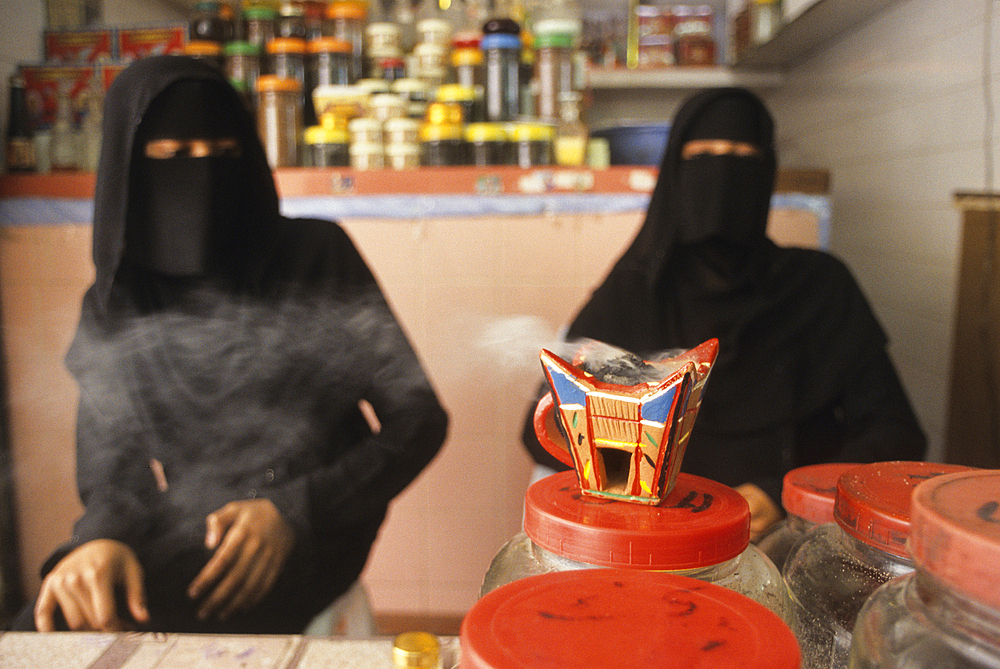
[910,470,1000,609]
[781,463,862,524]
[834,461,975,558]
[524,470,750,570]
[460,569,801,669]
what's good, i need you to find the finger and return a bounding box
[198,543,257,620]
[123,558,150,624]
[34,586,61,632]
[189,520,244,599]
[88,578,124,632]
[204,504,238,550]
[218,552,275,620]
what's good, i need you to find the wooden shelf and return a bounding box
[735,0,900,69]
[587,65,784,90]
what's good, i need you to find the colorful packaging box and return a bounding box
[117,25,186,63]
[43,28,117,64]
[20,65,98,128]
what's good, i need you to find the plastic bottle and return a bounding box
[850,469,1000,668]
[482,470,793,624]
[756,463,861,571]
[5,73,35,172]
[325,0,368,82]
[256,75,302,167]
[481,28,520,122]
[464,569,801,669]
[783,461,974,669]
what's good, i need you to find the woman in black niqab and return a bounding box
[523,87,926,536]
[20,56,448,634]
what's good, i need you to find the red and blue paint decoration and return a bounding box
[534,339,719,505]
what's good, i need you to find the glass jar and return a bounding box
[392,78,432,118]
[481,31,521,122]
[275,1,307,39]
[533,24,578,122]
[308,37,352,88]
[554,90,587,166]
[510,121,554,167]
[366,22,403,63]
[850,469,1000,669]
[435,83,478,124]
[483,470,793,623]
[189,0,232,43]
[326,0,367,82]
[256,75,302,167]
[384,116,420,145]
[465,569,801,669]
[369,92,406,123]
[267,37,310,123]
[348,116,384,144]
[224,41,261,108]
[304,121,349,166]
[349,140,385,170]
[416,17,452,46]
[756,463,861,572]
[420,122,466,166]
[242,4,276,51]
[386,141,421,170]
[783,461,974,669]
[413,42,449,86]
[465,122,512,166]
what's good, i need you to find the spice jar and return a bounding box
[391,78,431,119]
[267,37,310,123]
[385,141,421,170]
[482,470,793,623]
[481,31,521,122]
[533,25,577,122]
[275,1,307,39]
[464,569,801,669]
[189,0,232,43]
[435,84,478,124]
[384,116,421,145]
[756,463,860,571]
[416,17,452,46]
[465,122,512,166]
[183,40,224,68]
[349,141,385,170]
[369,92,406,123]
[420,122,466,166]
[242,4,276,50]
[366,22,403,74]
[510,121,554,167]
[348,116,384,144]
[451,43,483,94]
[850,470,1000,669]
[256,75,302,167]
[325,0,367,83]
[308,37,352,89]
[224,41,261,108]
[413,42,449,86]
[783,461,974,669]
[304,119,349,167]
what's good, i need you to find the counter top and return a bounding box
[0,632,461,669]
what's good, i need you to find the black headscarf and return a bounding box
[525,88,926,500]
[91,55,281,315]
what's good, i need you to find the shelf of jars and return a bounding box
[586,65,784,89]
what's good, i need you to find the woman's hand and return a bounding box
[734,483,783,541]
[187,498,295,621]
[35,539,149,632]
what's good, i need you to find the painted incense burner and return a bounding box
[534,339,718,505]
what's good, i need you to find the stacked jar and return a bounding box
[413,18,452,87]
[756,463,861,571]
[348,115,384,170]
[482,470,793,624]
[326,0,368,82]
[533,19,580,122]
[481,16,521,123]
[257,74,302,168]
[420,101,466,165]
[468,566,800,668]
[850,469,1000,668]
[304,114,349,167]
[783,461,974,669]
[242,4,276,51]
[366,21,404,81]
